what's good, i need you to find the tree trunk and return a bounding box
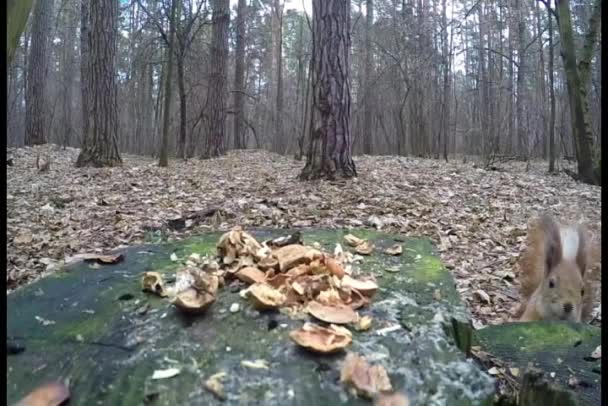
[555,0,600,185]
[272,0,285,153]
[25,0,54,146]
[362,0,374,155]
[61,1,77,149]
[535,0,547,159]
[202,0,229,159]
[76,0,122,167]
[441,0,450,162]
[516,0,527,157]
[233,0,247,150]
[80,0,91,151]
[158,0,178,167]
[478,3,488,155]
[300,0,357,180]
[7,0,34,64]
[177,53,187,159]
[547,4,556,172]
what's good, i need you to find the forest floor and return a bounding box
[7,144,602,328]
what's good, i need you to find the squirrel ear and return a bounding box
[538,215,562,275]
[575,226,588,276]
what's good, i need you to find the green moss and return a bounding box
[484,322,594,352]
[180,238,220,257]
[410,255,445,283]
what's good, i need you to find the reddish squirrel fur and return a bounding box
[517,214,594,323]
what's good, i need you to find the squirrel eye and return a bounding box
[548,280,555,288]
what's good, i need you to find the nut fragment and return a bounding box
[141,272,167,297]
[289,322,352,353]
[248,283,286,310]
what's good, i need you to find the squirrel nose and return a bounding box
[564,303,573,314]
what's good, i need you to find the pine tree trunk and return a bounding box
[80,0,91,152]
[61,2,77,148]
[362,0,374,155]
[25,0,54,146]
[555,0,600,185]
[177,53,187,159]
[76,0,122,167]
[272,0,285,154]
[516,0,527,157]
[233,0,247,150]
[300,0,357,180]
[202,0,229,159]
[547,4,556,173]
[159,0,178,167]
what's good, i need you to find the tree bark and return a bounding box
[555,0,600,185]
[159,0,179,167]
[61,1,77,148]
[441,0,450,162]
[233,0,247,150]
[7,0,34,64]
[300,0,356,180]
[272,0,285,153]
[547,3,556,172]
[362,0,374,155]
[516,0,527,157]
[76,0,122,167]
[202,0,229,159]
[80,0,91,152]
[177,53,187,158]
[25,0,54,146]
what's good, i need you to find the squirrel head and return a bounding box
[536,215,588,322]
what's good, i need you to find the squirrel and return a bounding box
[517,214,594,323]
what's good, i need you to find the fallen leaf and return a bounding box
[151,368,181,380]
[14,230,33,245]
[170,253,178,262]
[488,367,499,375]
[15,382,70,406]
[474,289,491,304]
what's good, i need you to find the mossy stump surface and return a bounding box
[474,321,601,405]
[7,229,494,405]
